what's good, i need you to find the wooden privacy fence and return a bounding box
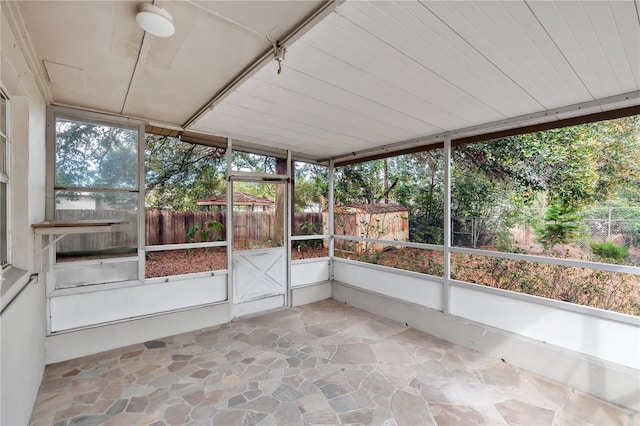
[56,210,324,252]
[146,210,227,246]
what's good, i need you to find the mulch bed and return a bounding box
[145,246,328,278]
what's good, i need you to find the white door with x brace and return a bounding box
[232,180,287,318]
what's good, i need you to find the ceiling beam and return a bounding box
[182,0,344,130]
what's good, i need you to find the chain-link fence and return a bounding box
[578,207,640,250]
[453,207,640,250]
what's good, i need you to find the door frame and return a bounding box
[225,139,292,320]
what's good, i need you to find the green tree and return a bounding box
[535,204,582,253]
[145,135,226,210]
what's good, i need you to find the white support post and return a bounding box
[137,122,146,283]
[286,150,292,308]
[443,137,452,315]
[328,160,335,280]
[226,138,234,320]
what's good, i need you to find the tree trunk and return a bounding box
[274,158,287,245]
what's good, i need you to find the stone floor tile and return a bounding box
[29,301,637,426]
[430,403,490,425]
[495,399,555,425]
[332,343,377,364]
[391,390,436,426]
[370,341,415,364]
[561,392,633,425]
[272,383,304,401]
[211,409,245,425]
[480,363,521,387]
[163,403,191,426]
[237,395,280,413]
[274,401,303,425]
[339,408,375,424]
[328,394,358,413]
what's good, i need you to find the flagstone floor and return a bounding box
[31,299,637,425]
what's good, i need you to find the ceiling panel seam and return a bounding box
[601,2,639,89]
[523,0,593,100]
[336,3,509,120]
[120,33,152,115]
[295,19,477,128]
[285,43,447,131]
[232,81,417,141]
[216,101,374,146]
[417,1,545,112]
[249,72,430,135]
[182,0,268,41]
[2,0,53,103]
[222,92,387,144]
[207,109,368,151]
[580,3,627,93]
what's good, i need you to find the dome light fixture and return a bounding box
[136,3,175,37]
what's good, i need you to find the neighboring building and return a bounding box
[197,192,274,212]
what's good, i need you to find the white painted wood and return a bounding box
[49,275,227,331]
[233,248,287,304]
[1,275,46,426]
[527,1,640,100]
[450,284,640,370]
[291,282,331,306]
[608,1,640,85]
[46,303,229,364]
[291,259,329,287]
[216,102,371,149]
[301,14,491,127]
[221,91,384,146]
[192,0,640,163]
[233,295,284,318]
[339,1,538,115]
[422,0,592,109]
[232,78,418,141]
[333,259,443,311]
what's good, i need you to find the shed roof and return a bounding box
[196,192,274,207]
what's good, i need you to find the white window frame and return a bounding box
[46,106,145,292]
[0,88,11,269]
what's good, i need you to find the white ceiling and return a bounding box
[4,1,640,163]
[191,0,640,162]
[4,0,326,124]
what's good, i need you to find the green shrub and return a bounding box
[589,241,629,262]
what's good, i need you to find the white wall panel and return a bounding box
[450,284,640,370]
[46,303,229,364]
[333,259,442,311]
[292,282,331,306]
[50,275,227,331]
[291,259,329,287]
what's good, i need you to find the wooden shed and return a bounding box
[324,203,409,254]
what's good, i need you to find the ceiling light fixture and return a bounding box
[136,3,175,37]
